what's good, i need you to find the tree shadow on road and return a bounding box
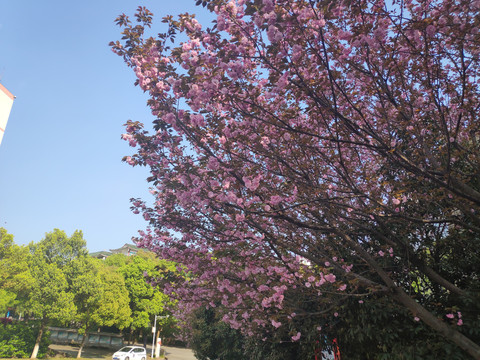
[48,344,113,359]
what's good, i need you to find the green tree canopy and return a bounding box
[0,228,32,314]
[107,251,178,344]
[27,255,75,359]
[95,262,132,329]
[27,229,87,359]
[120,253,170,329]
[32,228,88,267]
[64,255,132,358]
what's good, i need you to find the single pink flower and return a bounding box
[324,273,336,283]
[271,320,282,328]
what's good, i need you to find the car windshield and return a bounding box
[117,347,133,353]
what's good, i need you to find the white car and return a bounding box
[112,346,147,360]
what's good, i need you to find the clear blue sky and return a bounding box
[0,1,211,252]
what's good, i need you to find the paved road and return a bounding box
[161,346,196,360]
[49,344,197,360]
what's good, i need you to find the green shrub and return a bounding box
[0,321,50,358]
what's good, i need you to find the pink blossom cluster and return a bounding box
[112,0,480,352]
[446,311,463,326]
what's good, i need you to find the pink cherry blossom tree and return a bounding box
[112,0,480,357]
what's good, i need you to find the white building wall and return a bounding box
[0,84,14,146]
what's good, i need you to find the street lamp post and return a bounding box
[150,315,157,358]
[151,315,169,358]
